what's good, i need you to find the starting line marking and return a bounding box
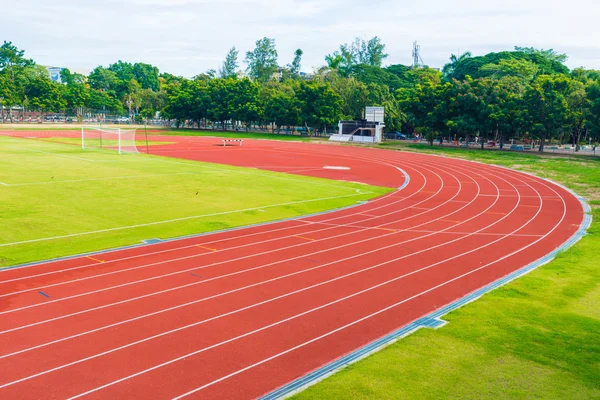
[85,256,104,263]
[196,245,217,252]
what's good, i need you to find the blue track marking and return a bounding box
[189,273,203,279]
[38,291,50,299]
[142,238,163,244]
[260,182,591,400]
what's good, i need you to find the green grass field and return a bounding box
[293,143,600,400]
[0,136,391,268]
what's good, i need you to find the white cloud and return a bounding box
[2,0,600,76]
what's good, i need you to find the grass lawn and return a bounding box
[0,136,391,268]
[293,143,600,400]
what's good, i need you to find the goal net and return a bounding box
[81,126,139,154]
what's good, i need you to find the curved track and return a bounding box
[0,134,585,399]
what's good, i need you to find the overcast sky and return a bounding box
[3,0,600,77]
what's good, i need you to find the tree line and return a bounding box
[1,38,600,149]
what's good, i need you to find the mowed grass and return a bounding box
[293,144,600,400]
[0,136,391,267]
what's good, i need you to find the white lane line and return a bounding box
[0,192,368,249]
[66,181,550,399]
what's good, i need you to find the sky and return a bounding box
[3,0,600,77]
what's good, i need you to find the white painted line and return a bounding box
[5,172,198,187]
[8,146,98,162]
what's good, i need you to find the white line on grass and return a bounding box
[4,172,198,187]
[0,192,371,248]
[7,146,99,162]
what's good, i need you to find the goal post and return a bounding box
[81,126,139,154]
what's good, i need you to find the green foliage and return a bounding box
[296,80,342,131]
[245,37,279,83]
[219,47,239,79]
[327,37,388,69]
[444,50,569,81]
[289,49,303,77]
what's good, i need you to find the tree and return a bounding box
[514,47,568,64]
[326,37,388,69]
[296,81,342,134]
[219,47,239,79]
[289,49,303,77]
[442,52,472,78]
[133,62,160,91]
[525,74,572,151]
[479,58,539,82]
[245,38,278,83]
[264,88,301,132]
[60,68,90,121]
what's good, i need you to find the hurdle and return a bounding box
[222,139,243,146]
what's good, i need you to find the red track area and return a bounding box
[0,133,584,399]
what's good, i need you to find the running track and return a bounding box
[0,132,586,399]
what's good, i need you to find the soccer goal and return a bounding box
[81,126,139,154]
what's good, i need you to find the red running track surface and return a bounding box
[0,133,585,399]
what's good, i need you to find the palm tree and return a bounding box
[442,51,472,79]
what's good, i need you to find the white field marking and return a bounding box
[0,170,407,287]
[0,164,425,295]
[7,146,99,162]
[0,175,512,388]
[2,172,198,187]
[323,166,351,171]
[0,166,446,314]
[0,162,513,360]
[64,181,550,400]
[0,181,9,186]
[0,144,412,281]
[0,192,370,249]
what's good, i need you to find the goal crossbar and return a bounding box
[81,126,139,154]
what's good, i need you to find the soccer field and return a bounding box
[0,136,391,268]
